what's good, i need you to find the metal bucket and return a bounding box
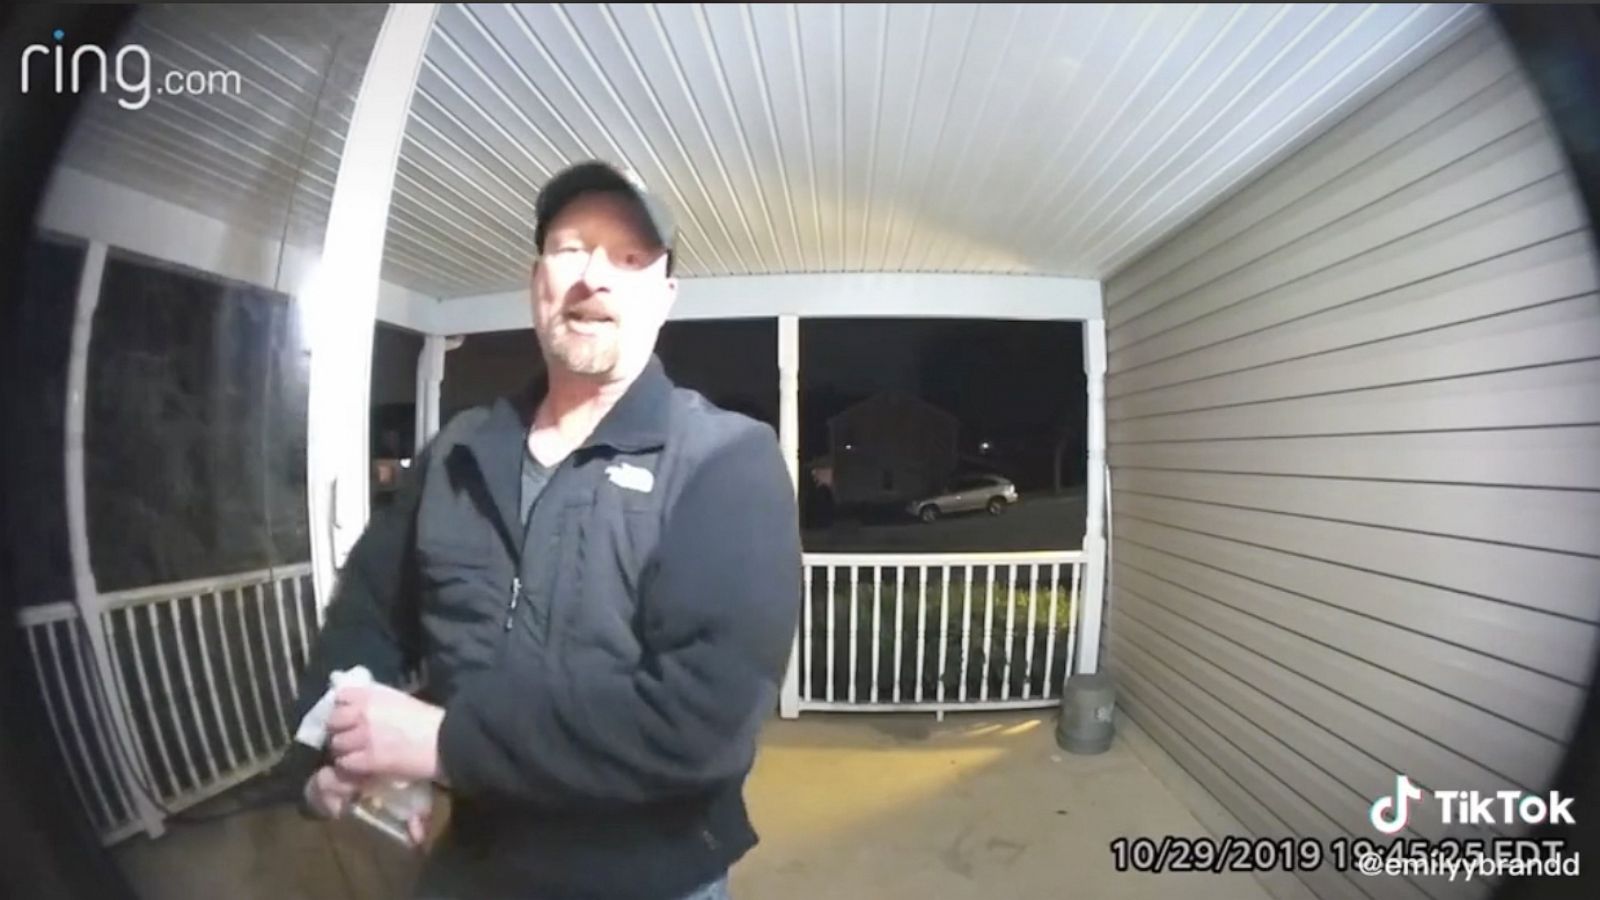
[1056,671,1115,754]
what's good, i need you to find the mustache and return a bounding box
[558,284,616,320]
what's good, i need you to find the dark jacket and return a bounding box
[287,356,803,899]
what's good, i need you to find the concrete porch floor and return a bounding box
[114,711,1273,899]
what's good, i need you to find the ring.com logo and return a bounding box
[1370,775,1576,835]
[20,29,242,111]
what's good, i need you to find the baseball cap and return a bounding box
[533,160,677,268]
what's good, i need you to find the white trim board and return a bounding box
[434,272,1105,335]
[302,2,439,604]
[35,166,441,332]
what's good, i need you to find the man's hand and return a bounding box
[326,682,446,782]
[303,765,363,819]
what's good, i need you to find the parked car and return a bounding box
[906,473,1018,522]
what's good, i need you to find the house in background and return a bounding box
[826,391,958,509]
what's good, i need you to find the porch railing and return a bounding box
[794,551,1086,714]
[18,551,1087,841]
[15,564,317,844]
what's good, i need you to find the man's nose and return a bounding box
[577,246,618,290]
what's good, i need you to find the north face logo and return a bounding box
[605,462,654,493]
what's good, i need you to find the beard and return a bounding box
[539,316,621,377]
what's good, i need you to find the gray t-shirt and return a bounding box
[520,444,554,528]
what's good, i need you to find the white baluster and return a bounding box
[870,565,882,704]
[36,624,107,831]
[212,590,259,760]
[980,564,996,702]
[825,565,836,704]
[1022,564,1039,700]
[170,595,217,783]
[127,607,178,799]
[893,565,906,704]
[848,565,859,704]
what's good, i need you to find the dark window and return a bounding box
[85,250,308,589]
[371,323,422,456]
[371,324,422,510]
[441,320,780,433]
[657,318,778,430]
[441,329,541,420]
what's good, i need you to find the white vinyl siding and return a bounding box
[1103,22,1600,900]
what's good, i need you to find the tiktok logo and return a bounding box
[1371,774,1425,835]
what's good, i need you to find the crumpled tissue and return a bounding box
[295,665,373,749]
[294,665,432,845]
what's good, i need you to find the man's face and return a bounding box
[531,191,676,380]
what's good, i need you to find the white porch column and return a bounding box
[1076,319,1108,674]
[64,241,166,837]
[304,4,437,607]
[413,333,448,454]
[778,314,802,718]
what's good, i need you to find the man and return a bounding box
[287,160,803,900]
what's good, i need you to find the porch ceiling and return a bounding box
[56,3,385,274]
[58,4,1483,301]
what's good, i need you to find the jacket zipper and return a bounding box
[505,575,521,631]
